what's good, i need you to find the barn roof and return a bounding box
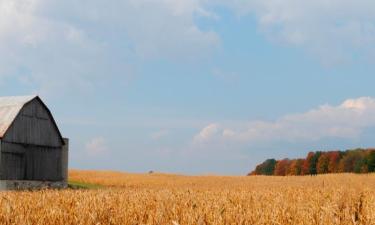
[0,95,64,144]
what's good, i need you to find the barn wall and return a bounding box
[3,99,62,147]
[0,142,63,181]
[61,138,69,182]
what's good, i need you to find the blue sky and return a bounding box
[2,0,375,174]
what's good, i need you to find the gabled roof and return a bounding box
[0,95,64,144]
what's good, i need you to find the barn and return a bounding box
[0,95,68,190]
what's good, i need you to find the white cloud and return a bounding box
[85,137,109,156]
[225,0,375,64]
[33,0,220,60]
[2,0,375,96]
[0,0,118,96]
[193,123,221,143]
[194,97,375,145]
[120,0,220,59]
[0,0,220,96]
[151,130,170,140]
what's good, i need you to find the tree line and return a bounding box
[248,148,375,176]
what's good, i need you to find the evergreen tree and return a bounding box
[253,159,277,175]
[309,151,321,175]
[366,151,375,172]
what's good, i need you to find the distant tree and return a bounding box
[327,151,341,173]
[367,150,375,172]
[339,150,364,173]
[287,159,296,175]
[302,151,321,175]
[274,159,291,176]
[310,151,322,175]
[289,159,304,175]
[262,159,277,175]
[317,153,329,174]
[354,158,366,173]
[296,159,304,175]
[247,171,256,176]
[252,159,277,175]
[302,152,314,175]
[249,148,375,176]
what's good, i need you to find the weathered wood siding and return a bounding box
[2,99,62,147]
[0,142,62,181]
[0,98,65,181]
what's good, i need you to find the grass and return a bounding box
[68,180,103,189]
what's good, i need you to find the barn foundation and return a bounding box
[0,180,67,190]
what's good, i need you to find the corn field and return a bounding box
[0,171,375,224]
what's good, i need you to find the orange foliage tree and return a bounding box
[327,151,341,173]
[249,148,375,176]
[274,159,291,176]
[288,159,304,175]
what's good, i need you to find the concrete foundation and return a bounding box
[0,180,67,190]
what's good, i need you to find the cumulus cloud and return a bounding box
[194,97,375,145]
[193,123,221,143]
[225,0,375,64]
[2,0,375,96]
[85,137,109,156]
[0,0,125,96]
[0,0,220,96]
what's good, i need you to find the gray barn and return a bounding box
[0,95,68,189]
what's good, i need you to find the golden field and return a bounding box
[0,171,374,225]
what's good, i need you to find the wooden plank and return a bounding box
[3,99,63,147]
[1,142,63,181]
[0,152,26,180]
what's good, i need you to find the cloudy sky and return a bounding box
[3,0,375,174]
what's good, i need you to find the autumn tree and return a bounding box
[249,148,375,176]
[289,159,304,175]
[302,151,321,175]
[338,150,364,173]
[287,159,296,175]
[302,152,314,175]
[317,153,329,174]
[274,159,291,176]
[327,151,341,173]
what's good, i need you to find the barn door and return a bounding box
[27,146,61,181]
